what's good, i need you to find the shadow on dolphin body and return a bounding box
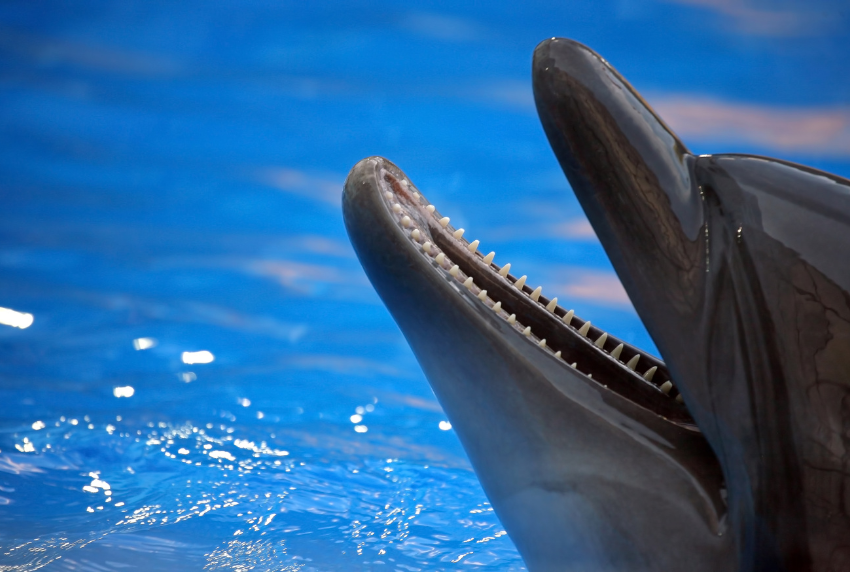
[342,38,850,572]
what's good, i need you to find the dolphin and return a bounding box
[342,38,850,571]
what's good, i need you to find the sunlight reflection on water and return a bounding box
[1,413,522,570]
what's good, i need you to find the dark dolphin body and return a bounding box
[534,38,850,571]
[343,38,850,572]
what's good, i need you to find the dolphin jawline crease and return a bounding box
[342,38,850,572]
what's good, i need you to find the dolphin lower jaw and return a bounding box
[532,38,707,355]
[343,157,733,571]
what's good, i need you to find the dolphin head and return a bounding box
[344,36,850,572]
[343,157,732,571]
[533,38,850,571]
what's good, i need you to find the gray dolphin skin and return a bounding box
[343,38,850,571]
[533,38,850,571]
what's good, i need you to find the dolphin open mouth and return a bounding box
[345,154,731,571]
[345,36,850,572]
[368,159,694,424]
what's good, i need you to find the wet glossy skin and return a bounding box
[534,38,850,571]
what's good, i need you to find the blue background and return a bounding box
[1,1,848,569]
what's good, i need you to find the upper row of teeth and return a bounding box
[386,185,680,403]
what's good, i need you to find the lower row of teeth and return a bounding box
[385,184,682,404]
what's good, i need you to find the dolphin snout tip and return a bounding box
[343,156,382,201]
[532,37,599,79]
[344,156,411,205]
[533,36,590,57]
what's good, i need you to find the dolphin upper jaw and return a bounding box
[343,157,732,571]
[533,38,850,571]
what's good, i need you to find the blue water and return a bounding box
[1,1,848,570]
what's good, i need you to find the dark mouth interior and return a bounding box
[379,167,694,425]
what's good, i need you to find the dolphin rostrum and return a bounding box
[342,38,850,571]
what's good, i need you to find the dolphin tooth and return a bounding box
[578,321,591,337]
[426,205,435,213]
[554,351,562,359]
[477,289,488,301]
[570,362,577,368]
[411,229,421,242]
[514,275,527,290]
[467,239,480,253]
[523,326,532,336]
[562,309,574,326]
[530,286,542,301]
[546,297,558,312]
[483,251,495,265]
[401,216,411,227]
[453,228,465,239]
[538,338,547,348]
[392,203,402,213]
[508,314,516,324]
[626,354,640,371]
[422,241,432,253]
[383,191,393,201]
[439,217,450,228]
[594,332,608,349]
[492,301,502,312]
[643,366,658,381]
[498,263,511,277]
[449,265,460,277]
[435,253,445,265]
[676,394,684,404]
[611,343,624,360]
[660,380,673,395]
[587,373,593,379]
[463,277,474,289]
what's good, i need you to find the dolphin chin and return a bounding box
[343,38,850,572]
